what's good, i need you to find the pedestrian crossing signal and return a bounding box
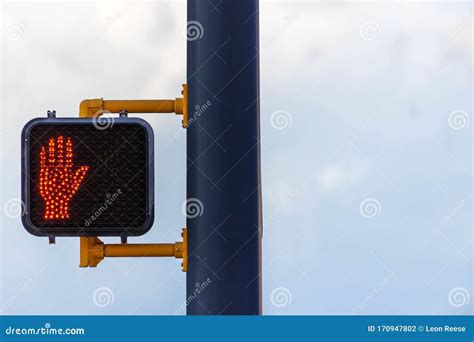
[21,117,154,238]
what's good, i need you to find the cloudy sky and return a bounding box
[1,0,472,315]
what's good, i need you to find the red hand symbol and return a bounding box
[39,136,90,220]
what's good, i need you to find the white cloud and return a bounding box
[317,165,344,191]
[317,160,370,192]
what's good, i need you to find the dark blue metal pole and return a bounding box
[186,0,262,315]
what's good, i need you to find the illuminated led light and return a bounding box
[39,136,90,220]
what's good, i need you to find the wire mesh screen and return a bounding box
[22,118,154,236]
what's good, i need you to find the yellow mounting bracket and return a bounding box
[79,84,188,128]
[80,228,187,272]
[77,85,188,272]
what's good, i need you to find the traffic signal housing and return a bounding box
[21,117,154,238]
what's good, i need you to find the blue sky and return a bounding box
[1,0,472,315]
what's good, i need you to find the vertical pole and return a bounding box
[186,0,261,315]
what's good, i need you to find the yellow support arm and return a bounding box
[79,84,188,128]
[78,85,188,272]
[80,229,187,271]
